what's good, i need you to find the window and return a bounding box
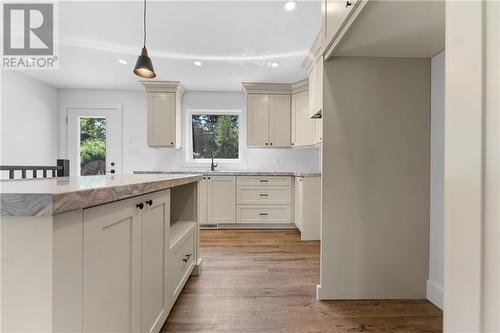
[80,117,106,175]
[187,110,241,163]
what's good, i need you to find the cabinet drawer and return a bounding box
[237,176,292,186]
[237,205,291,224]
[237,186,291,205]
[170,231,195,297]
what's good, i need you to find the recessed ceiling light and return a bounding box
[271,62,279,68]
[118,59,127,65]
[284,0,296,11]
[194,60,203,67]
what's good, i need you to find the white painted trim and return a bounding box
[64,105,123,176]
[426,280,443,309]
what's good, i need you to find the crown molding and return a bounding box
[242,79,309,95]
[141,81,186,95]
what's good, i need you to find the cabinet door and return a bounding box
[292,90,315,147]
[148,92,176,147]
[310,57,324,118]
[197,177,208,224]
[207,176,236,224]
[325,0,358,48]
[294,177,304,231]
[314,118,323,144]
[247,94,270,147]
[141,190,170,333]
[83,197,142,333]
[269,95,291,147]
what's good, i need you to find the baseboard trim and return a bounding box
[426,280,443,309]
[316,284,323,300]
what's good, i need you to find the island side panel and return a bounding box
[53,210,84,333]
[1,216,54,332]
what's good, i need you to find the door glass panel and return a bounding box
[80,117,106,176]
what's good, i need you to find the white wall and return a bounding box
[427,51,444,309]
[58,89,320,174]
[1,71,59,167]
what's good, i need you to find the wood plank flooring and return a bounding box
[161,229,442,333]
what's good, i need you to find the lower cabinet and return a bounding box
[83,195,143,333]
[199,176,236,224]
[294,176,321,240]
[237,205,291,223]
[82,189,196,333]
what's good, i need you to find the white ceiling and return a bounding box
[22,1,322,91]
[335,1,445,58]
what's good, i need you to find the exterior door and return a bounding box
[66,107,122,176]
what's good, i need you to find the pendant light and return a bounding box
[133,0,156,78]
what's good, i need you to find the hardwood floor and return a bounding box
[162,229,442,333]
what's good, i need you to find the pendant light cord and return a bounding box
[143,0,147,48]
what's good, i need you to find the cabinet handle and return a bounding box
[265,143,268,146]
[170,142,174,145]
[182,254,192,263]
[259,179,268,183]
[270,142,273,146]
[136,202,144,210]
[146,199,153,206]
[291,143,294,146]
[346,0,352,7]
[259,194,268,197]
[208,176,211,180]
[259,212,269,216]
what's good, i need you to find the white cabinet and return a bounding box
[143,81,185,148]
[309,56,324,119]
[247,94,291,147]
[294,176,321,240]
[325,0,359,50]
[206,176,236,224]
[141,191,170,333]
[197,177,208,224]
[82,196,143,333]
[269,95,292,147]
[314,118,323,144]
[236,176,292,224]
[247,95,270,147]
[83,190,171,333]
[292,90,317,147]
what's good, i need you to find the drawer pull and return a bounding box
[182,254,192,263]
[259,179,269,183]
[259,193,268,197]
[259,212,269,216]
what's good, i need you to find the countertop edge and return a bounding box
[1,175,203,217]
[134,171,321,177]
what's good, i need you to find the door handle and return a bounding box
[259,212,269,216]
[182,254,192,263]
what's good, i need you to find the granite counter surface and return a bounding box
[0,174,202,216]
[134,170,321,177]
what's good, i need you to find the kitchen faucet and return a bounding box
[211,157,218,171]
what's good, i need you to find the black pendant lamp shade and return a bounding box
[133,0,156,78]
[134,47,156,78]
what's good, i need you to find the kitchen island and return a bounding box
[1,174,202,333]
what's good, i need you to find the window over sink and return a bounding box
[186,110,242,164]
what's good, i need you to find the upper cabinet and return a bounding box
[324,0,367,59]
[244,83,293,148]
[142,81,185,149]
[308,56,324,119]
[292,89,315,147]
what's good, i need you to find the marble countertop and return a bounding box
[0,174,202,216]
[134,170,321,177]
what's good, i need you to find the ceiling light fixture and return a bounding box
[194,60,203,67]
[118,59,127,65]
[271,62,279,68]
[133,0,156,78]
[284,0,297,11]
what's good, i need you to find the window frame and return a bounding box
[185,109,244,165]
